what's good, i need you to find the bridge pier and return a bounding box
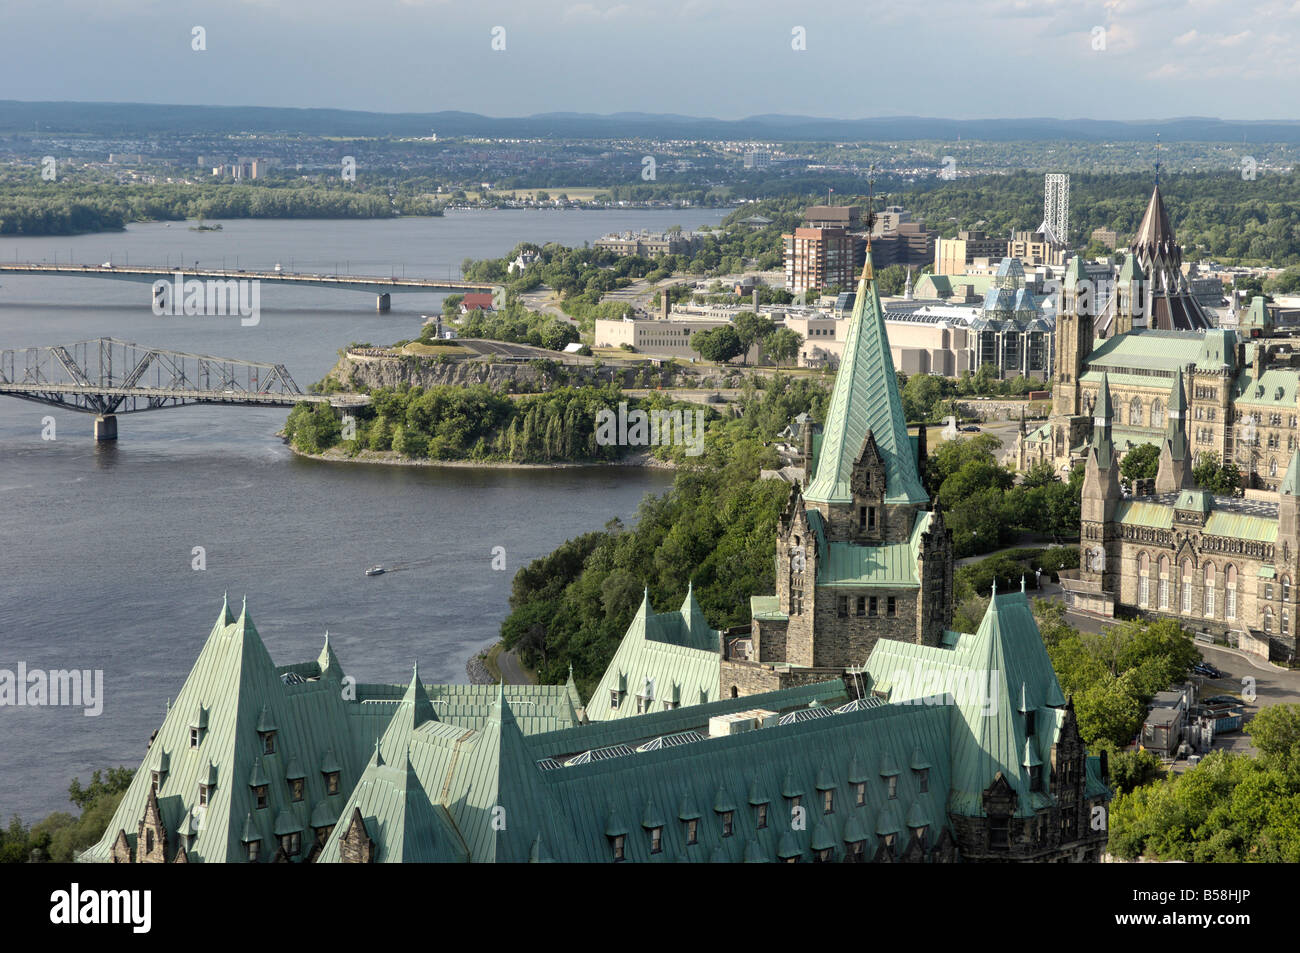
[94,415,118,441]
[376,293,391,313]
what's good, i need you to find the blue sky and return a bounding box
[1,0,1294,120]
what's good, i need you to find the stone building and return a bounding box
[1017,232,1300,493]
[1057,372,1300,660]
[721,248,954,695]
[89,590,1109,863]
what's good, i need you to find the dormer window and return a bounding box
[846,839,865,863]
[855,782,866,805]
[280,831,301,857]
[887,776,898,799]
[248,840,261,862]
[253,785,268,810]
[918,769,929,794]
[290,778,305,802]
[720,811,734,837]
[685,819,698,845]
[1030,764,1043,792]
[198,784,210,806]
[649,827,663,854]
[814,847,833,863]
[151,771,162,794]
[756,803,768,829]
[823,790,834,815]
[882,832,896,850]
[610,834,626,862]
[261,730,276,755]
[190,727,201,748]
[609,689,621,710]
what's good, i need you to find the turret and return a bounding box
[1080,374,1120,589]
[1280,453,1300,572]
[1155,367,1193,494]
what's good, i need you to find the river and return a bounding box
[0,209,727,821]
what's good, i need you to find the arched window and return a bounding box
[1271,458,1279,478]
[1284,576,1292,602]
[1158,555,1171,610]
[1204,562,1216,617]
[1129,396,1143,426]
[1226,564,1238,620]
[1151,398,1163,429]
[1285,610,1291,638]
[1265,606,1274,635]
[1181,559,1193,614]
[1138,552,1151,608]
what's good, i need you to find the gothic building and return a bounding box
[1058,371,1300,660]
[89,589,1110,863]
[1018,185,1297,493]
[724,247,954,696]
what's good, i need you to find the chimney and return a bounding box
[1254,344,1265,380]
[752,288,760,312]
[660,288,670,322]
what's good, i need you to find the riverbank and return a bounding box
[286,443,680,470]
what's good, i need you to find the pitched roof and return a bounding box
[804,249,927,506]
[584,587,722,722]
[865,590,1087,818]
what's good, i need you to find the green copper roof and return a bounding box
[864,590,1095,818]
[585,588,722,722]
[1283,453,1300,496]
[817,510,933,589]
[804,249,927,506]
[1232,365,1299,409]
[1086,329,1211,374]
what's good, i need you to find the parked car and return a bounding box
[1193,662,1225,679]
[960,425,981,433]
[1204,694,1240,706]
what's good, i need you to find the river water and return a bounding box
[0,209,727,821]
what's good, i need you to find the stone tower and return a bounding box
[1080,373,1121,596]
[1155,367,1193,494]
[1050,256,1096,463]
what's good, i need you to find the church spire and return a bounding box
[803,209,926,506]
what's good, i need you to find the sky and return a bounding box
[1,0,1296,121]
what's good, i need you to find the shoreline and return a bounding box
[284,441,680,471]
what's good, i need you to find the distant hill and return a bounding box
[4,100,1300,143]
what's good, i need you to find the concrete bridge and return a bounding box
[0,338,368,439]
[0,262,498,312]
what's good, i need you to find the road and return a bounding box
[497,647,534,685]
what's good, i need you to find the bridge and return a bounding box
[0,262,499,311]
[0,338,368,440]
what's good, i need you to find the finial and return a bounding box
[1155,132,1161,186]
[1020,575,1026,594]
[991,579,997,597]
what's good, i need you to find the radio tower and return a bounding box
[1042,173,1069,246]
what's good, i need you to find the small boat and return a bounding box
[365,566,386,576]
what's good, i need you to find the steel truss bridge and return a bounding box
[0,338,367,438]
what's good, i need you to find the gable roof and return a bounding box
[584,587,722,722]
